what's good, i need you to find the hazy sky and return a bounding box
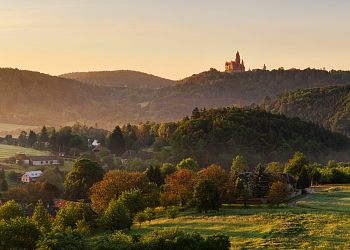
[1,0,350,80]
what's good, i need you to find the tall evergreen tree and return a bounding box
[48,129,58,153]
[28,130,37,147]
[99,131,106,146]
[248,164,270,198]
[39,125,49,142]
[108,126,126,156]
[1,179,8,192]
[0,169,5,180]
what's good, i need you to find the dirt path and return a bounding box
[287,188,316,209]
[287,187,344,213]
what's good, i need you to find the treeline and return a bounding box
[261,84,350,137]
[2,67,350,131]
[60,70,175,88]
[141,68,350,122]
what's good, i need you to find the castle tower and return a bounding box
[235,51,241,65]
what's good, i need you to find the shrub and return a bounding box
[166,206,178,220]
[76,219,90,236]
[118,189,145,218]
[0,217,42,250]
[36,228,86,250]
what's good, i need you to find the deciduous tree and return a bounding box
[231,156,249,173]
[193,179,221,213]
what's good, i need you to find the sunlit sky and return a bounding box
[1,0,350,80]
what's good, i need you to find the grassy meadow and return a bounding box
[0,144,51,160]
[297,185,350,213]
[89,204,350,249]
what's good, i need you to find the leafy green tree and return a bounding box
[0,217,42,250]
[108,126,126,157]
[266,162,284,172]
[17,156,24,166]
[297,166,311,189]
[69,134,85,150]
[53,202,96,231]
[144,207,157,224]
[134,211,147,227]
[284,152,309,178]
[39,125,49,142]
[28,130,37,147]
[36,228,87,250]
[166,206,178,220]
[8,171,18,180]
[32,200,51,235]
[161,163,177,178]
[0,200,24,221]
[118,189,146,218]
[268,176,292,205]
[235,177,251,208]
[231,156,249,173]
[249,164,271,198]
[193,179,221,213]
[18,130,27,147]
[151,140,165,152]
[99,199,132,230]
[0,179,8,192]
[176,158,198,172]
[63,158,105,200]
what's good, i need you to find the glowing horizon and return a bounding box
[1,0,350,80]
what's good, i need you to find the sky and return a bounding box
[1,0,350,80]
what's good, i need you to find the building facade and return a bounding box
[225,51,245,73]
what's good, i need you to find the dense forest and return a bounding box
[168,107,350,170]
[2,67,350,133]
[263,85,350,137]
[60,70,175,88]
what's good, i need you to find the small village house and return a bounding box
[92,144,103,155]
[21,170,42,183]
[29,156,59,166]
[13,153,30,164]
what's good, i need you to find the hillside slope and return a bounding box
[262,84,350,136]
[170,107,350,170]
[141,68,350,122]
[60,70,175,88]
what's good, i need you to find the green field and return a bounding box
[297,185,350,213]
[138,101,151,108]
[88,204,350,249]
[0,144,51,160]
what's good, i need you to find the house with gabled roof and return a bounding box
[29,156,59,166]
[14,153,30,164]
[21,170,42,183]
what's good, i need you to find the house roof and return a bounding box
[30,156,58,161]
[92,144,102,151]
[53,199,80,208]
[25,171,42,178]
[14,153,29,160]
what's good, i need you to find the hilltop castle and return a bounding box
[225,51,245,73]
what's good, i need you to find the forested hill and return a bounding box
[142,68,350,122]
[261,84,350,137]
[60,70,175,88]
[171,107,350,170]
[0,68,155,129]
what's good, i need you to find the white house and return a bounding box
[21,171,43,183]
[29,156,59,166]
[14,153,30,164]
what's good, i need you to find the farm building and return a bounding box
[14,153,30,164]
[21,170,42,183]
[29,156,59,166]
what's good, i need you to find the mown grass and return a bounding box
[90,205,350,249]
[0,144,51,160]
[297,185,350,213]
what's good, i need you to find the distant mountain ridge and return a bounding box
[60,70,176,88]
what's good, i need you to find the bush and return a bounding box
[0,217,42,250]
[144,207,157,224]
[36,228,87,250]
[166,206,178,220]
[118,189,145,218]
[8,171,18,180]
[0,200,25,221]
